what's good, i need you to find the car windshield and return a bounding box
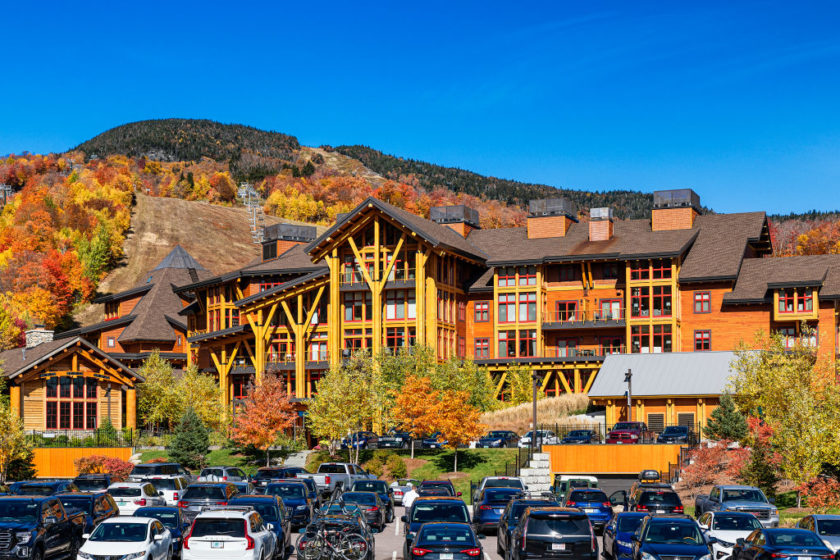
[17,485,56,495]
[713,514,762,531]
[568,431,590,437]
[147,479,177,490]
[569,490,608,502]
[343,492,376,505]
[644,522,703,545]
[318,465,348,474]
[528,515,590,536]
[419,488,452,497]
[817,519,840,536]
[136,510,180,528]
[254,470,285,479]
[417,525,475,546]
[487,432,510,438]
[0,501,39,522]
[109,487,142,497]
[132,465,170,476]
[250,504,279,521]
[411,503,469,524]
[90,522,148,542]
[639,492,681,506]
[181,487,225,500]
[485,489,521,504]
[617,516,645,532]
[191,518,246,538]
[266,484,305,498]
[353,481,387,492]
[767,531,824,547]
[663,427,687,434]
[722,489,766,503]
[74,479,108,491]
[613,423,640,430]
[59,497,93,514]
[485,479,524,489]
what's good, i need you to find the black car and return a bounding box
[341,431,379,450]
[229,494,291,558]
[476,431,519,448]
[631,515,714,560]
[419,480,460,497]
[732,528,834,560]
[561,430,600,444]
[176,483,239,520]
[656,426,697,444]
[628,488,684,514]
[13,480,80,495]
[497,497,560,556]
[510,507,598,560]
[350,479,395,522]
[409,522,484,560]
[340,491,387,531]
[72,474,112,492]
[56,492,119,535]
[252,466,307,488]
[402,497,472,559]
[378,432,413,449]
[133,506,191,556]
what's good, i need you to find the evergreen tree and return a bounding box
[6,449,37,481]
[704,392,748,441]
[169,407,209,469]
[738,441,780,498]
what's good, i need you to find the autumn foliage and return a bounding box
[74,454,134,482]
[797,476,840,513]
[229,374,297,466]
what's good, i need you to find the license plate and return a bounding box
[616,441,623,444]
[211,542,224,549]
[496,508,504,513]
[585,508,597,513]
[655,509,665,513]
[551,543,566,551]
[117,500,127,505]
[441,554,453,560]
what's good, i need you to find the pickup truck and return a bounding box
[694,484,779,527]
[0,495,87,560]
[296,462,376,497]
[605,421,654,444]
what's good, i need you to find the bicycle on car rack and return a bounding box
[296,490,372,560]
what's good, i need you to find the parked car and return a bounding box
[422,432,449,449]
[731,528,834,560]
[134,506,192,557]
[350,479,395,523]
[176,483,239,521]
[292,477,320,508]
[13,480,80,495]
[564,488,613,532]
[296,462,375,497]
[699,511,764,560]
[389,479,420,505]
[377,431,412,449]
[408,522,484,560]
[518,430,560,448]
[340,491,387,532]
[341,431,379,450]
[631,515,713,560]
[182,506,276,560]
[419,480,461,497]
[0,495,86,560]
[603,512,648,559]
[79,516,172,560]
[229,494,291,558]
[605,422,654,444]
[264,480,313,529]
[473,476,525,502]
[628,487,684,514]
[56,492,119,535]
[551,475,599,505]
[231,481,255,496]
[476,431,519,448]
[140,476,190,506]
[72,474,112,492]
[497,496,560,557]
[509,506,598,560]
[130,463,193,482]
[252,467,307,489]
[561,430,601,444]
[472,487,523,534]
[657,425,697,444]
[108,482,167,515]
[402,497,471,559]
[797,515,840,554]
[198,467,249,482]
[695,485,779,528]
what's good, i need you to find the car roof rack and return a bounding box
[519,491,556,499]
[200,505,255,513]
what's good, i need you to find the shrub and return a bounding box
[797,477,840,513]
[74,455,134,482]
[372,449,392,463]
[97,418,119,443]
[364,457,384,477]
[385,454,407,479]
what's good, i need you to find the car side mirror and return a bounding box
[401,516,408,523]
[267,523,274,530]
[154,534,164,542]
[82,533,90,540]
[159,491,165,496]
[707,537,718,545]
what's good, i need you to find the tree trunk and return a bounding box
[453,449,458,473]
[266,447,271,467]
[796,490,802,508]
[411,440,415,460]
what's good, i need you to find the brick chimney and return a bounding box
[651,189,701,231]
[261,224,318,261]
[25,325,54,348]
[430,205,481,237]
[527,198,578,239]
[589,207,614,241]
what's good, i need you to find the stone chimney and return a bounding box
[527,198,578,239]
[261,224,318,261]
[430,205,481,237]
[25,325,54,348]
[589,207,614,241]
[651,189,701,231]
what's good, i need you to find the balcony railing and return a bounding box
[340,268,416,285]
[267,350,329,364]
[543,308,625,325]
[556,345,625,357]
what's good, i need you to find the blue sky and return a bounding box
[1,1,838,214]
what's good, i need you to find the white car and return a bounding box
[78,516,173,560]
[182,506,276,560]
[518,430,560,447]
[140,476,190,506]
[109,482,167,515]
[698,510,764,560]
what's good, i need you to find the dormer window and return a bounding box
[797,290,813,312]
[778,289,795,313]
[105,302,119,320]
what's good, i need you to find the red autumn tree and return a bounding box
[230,374,297,466]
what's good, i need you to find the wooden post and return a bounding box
[9,385,20,417]
[295,295,306,398]
[425,253,437,352]
[328,249,341,368]
[126,388,137,430]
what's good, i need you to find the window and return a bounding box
[385,291,405,320]
[518,293,537,322]
[630,261,649,281]
[498,330,516,357]
[631,325,650,353]
[498,267,516,287]
[518,266,537,286]
[458,337,465,358]
[519,330,536,357]
[343,292,370,322]
[259,282,282,292]
[474,301,489,322]
[46,377,99,430]
[677,413,695,428]
[474,338,489,359]
[778,289,795,313]
[557,339,577,358]
[652,324,672,353]
[309,333,328,361]
[407,292,416,319]
[386,327,405,350]
[652,259,671,279]
[107,337,115,348]
[599,299,622,320]
[458,301,466,321]
[779,327,795,349]
[694,291,711,313]
[601,263,619,280]
[652,286,672,317]
[498,294,516,323]
[559,265,577,282]
[694,330,711,351]
[631,287,650,318]
[344,329,372,351]
[262,241,277,261]
[600,336,623,354]
[407,327,416,347]
[555,300,578,322]
[798,290,813,312]
[105,302,119,320]
[59,402,71,429]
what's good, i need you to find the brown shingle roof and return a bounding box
[724,255,840,303]
[679,212,768,282]
[0,336,139,381]
[240,243,325,274]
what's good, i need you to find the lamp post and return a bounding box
[531,371,539,459]
[624,369,633,421]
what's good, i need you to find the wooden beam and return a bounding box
[303,286,325,330]
[493,371,508,399]
[347,236,374,287]
[382,234,406,282]
[558,371,573,394]
[583,370,597,393]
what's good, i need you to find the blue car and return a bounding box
[473,487,523,534]
[265,480,313,529]
[562,430,600,444]
[134,506,191,555]
[230,494,291,558]
[632,515,713,560]
[603,512,648,558]
[422,432,449,449]
[341,431,379,449]
[12,479,80,495]
[564,488,614,532]
[57,492,120,534]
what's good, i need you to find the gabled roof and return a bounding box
[152,244,208,271]
[679,212,769,283]
[234,269,329,308]
[306,197,488,262]
[724,254,840,304]
[0,337,141,381]
[55,315,136,339]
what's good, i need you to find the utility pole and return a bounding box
[531,371,539,459]
[624,369,633,421]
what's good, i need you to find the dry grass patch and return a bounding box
[481,394,591,434]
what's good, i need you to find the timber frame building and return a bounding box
[170,188,840,427]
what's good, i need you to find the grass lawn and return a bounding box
[408,448,518,503]
[138,449,266,475]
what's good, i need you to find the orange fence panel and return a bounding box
[545,444,683,476]
[32,448,134,478]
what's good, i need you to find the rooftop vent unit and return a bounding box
[590,207,614,221]
[653,189,701,211]
[528,198,578,219]
[262,223,318,243]
[430,205,481,229]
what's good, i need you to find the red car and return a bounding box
[605,421,654,444]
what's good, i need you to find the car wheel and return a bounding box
[31,548,43,560]
[167,546,173,560]
[497,538,503,555]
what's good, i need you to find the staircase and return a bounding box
[520,452,552,494]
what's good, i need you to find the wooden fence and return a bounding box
[32,447,133,478]
[545,444,683,479]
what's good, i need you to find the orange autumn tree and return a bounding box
[230,374,297,466]
[391,375,440,459]
[433,389,486,473]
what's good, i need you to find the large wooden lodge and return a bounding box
[6,188,840,433]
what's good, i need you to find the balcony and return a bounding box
[474,346,625,367]
[340,268,416,289]
[542,309,625,330]
[266,350,330,370]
